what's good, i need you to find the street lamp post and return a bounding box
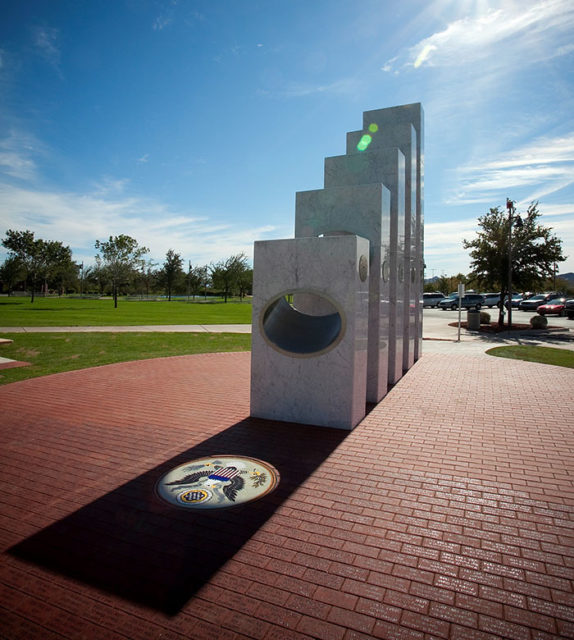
[506,198,523,328]
[506,198,515,329]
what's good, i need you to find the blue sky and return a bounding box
[1,0,573,277]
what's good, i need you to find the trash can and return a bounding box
[467,309,480,331]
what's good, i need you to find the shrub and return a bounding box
[530,314,548,329]
[479,311,491,325]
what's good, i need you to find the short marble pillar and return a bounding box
[295,183,391,404]
[250,235,370,430]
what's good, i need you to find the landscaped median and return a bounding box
[486,345,574,368]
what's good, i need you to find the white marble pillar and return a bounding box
[323,148,406,386]
[352,104,424,362]
[295,183,391,403]
[347,122,417,371]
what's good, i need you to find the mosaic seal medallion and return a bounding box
[156,456,280,509]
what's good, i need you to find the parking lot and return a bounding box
[424,305,574,330]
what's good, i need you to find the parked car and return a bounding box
[537,297,567,316]
[482,293,500,308]
[518,293,556,311]
[422,292,446,308]
[566,299,574,320]
[438,293,483,310]
[510,294,524,308]
[501,294,524,309]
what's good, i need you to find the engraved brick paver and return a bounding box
[0,350,573,639]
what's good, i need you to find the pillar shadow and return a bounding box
[9,417,347,615]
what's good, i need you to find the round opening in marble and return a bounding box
[261,291,344,357]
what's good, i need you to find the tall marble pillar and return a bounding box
[348,104,424,363]
[321,148,405,386]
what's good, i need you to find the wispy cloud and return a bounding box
[0,130,46,181]
[448,133,574,205]
[424,210,574,275]
[260,77,361,99]
[0,182,283,265]
[32,26,61,70]
[383,0,574,74]
[153,15,172,31]
[423,218,479,275]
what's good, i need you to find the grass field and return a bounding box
[0,332,251,385]
[0,296,252,326]
[486,345,574,368]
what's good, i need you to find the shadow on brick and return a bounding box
[10,417,347,615]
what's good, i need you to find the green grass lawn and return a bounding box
[0,332,251,385]
[0,296,252,326]
[486,345,574,368]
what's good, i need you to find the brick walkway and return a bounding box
[0,351,573,639]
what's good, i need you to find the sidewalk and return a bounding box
[0,324,252,333]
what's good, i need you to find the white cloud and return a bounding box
[423,210,574,275]
[0,151,36,181]
[423,218,479,275]
[480,133,574,169]
[0,130,45,181]
[384,0,574,74]
[449,132,574,204]
[0,182,284,266]
[539,203,574,217]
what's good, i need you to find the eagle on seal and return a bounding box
[166,465,245,502]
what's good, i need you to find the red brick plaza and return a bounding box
[1,350,573,639]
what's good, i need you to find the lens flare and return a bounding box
[368,123,378,133]
[357,134,372,151]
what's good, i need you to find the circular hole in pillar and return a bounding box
[261,292,344,356]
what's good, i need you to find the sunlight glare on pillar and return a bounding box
[357,134,372,151]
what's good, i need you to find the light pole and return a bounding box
[506,198,515,329]
[506,198,522,328]
[553,262,557,291]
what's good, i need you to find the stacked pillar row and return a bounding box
[250,103,424,430]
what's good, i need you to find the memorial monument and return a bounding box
[250,103,424,430]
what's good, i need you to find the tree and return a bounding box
[158,249,184,301]
[237,267,253,299]
[463,202,565,327]
[209,253,249,303]
[138,259,158,298]
[94,235,149,308]
[0,255,25,294]
[1,229,74,302]
[426,274,468,296]
[187,264,208,299]
[44,242,77,295]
